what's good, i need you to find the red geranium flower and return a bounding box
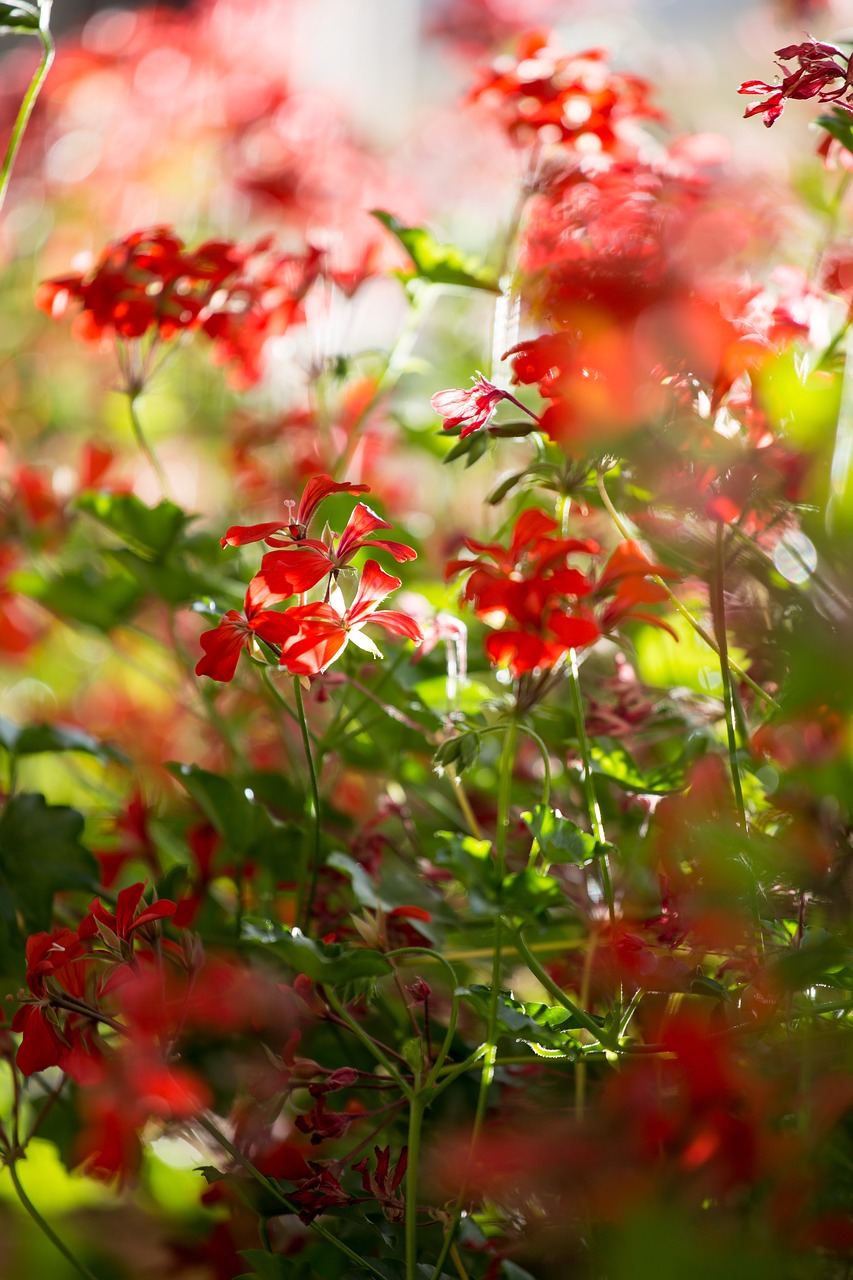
[278,560,423,676]
[431,373,525,438]
[259,501,417,596]
[220,473,369,548]
[195,577,299,683]
[739,40,852,128]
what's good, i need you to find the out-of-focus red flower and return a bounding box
[469,34,662,153]
[93,789,159,889]
[739,40,852,127]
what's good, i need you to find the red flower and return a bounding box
[78,882,176,948]
[195,577,300,683]
[259,501,417,596]
[739,40,852,128]
[431,374,523,438]
[220,474,369,548]
[278,560,423,676]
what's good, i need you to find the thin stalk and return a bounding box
[448,768,483,840]
[513,925,613,1047]
[568,648,615,928]
[0,9,54,213]
[405,1090,426,1280]
[596,473,780,711]
[432,722,516,1279]
[293,676,322,930]
[712,524,748,831]
[127,391,171,498]
[198,1114,388,1280]
[323,987,413,1098]
[7,1160,100,1280]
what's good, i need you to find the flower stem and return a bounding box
[0,9,54,214]
[596,473,780,711]
[568,648,615,928]
[127,391,171,498]
[432,720,516,1279]
[293,676,322,930]
[405,1090,426,1280]
[7,1160,100,1280]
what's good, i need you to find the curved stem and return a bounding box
[127,391,171,498]
[712,524,748,830]
[568,649,615,928]
[197,1114,389,1279]
[513,924,613,1047]
[0,12,54,213]
[596,473,780,711]
[7,1160,100,1280]
[432,721,516,1279]
[293,676,322,930]
[323,987,413,1099]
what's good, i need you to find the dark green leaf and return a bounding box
[236,1251,292,1280]
[13,566,141,631]
[487,471,526,504]
[76,492,189,561]
[245,923,392,981]
[372,210,500,292]
[0,793,97,932]
[816,109,853,157]
[166,763,257,852]
[443,431,488,465]
[0,2,39,34]
[0,717,124,762]
[501,867,564,918]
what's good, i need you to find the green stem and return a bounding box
[513,924,614,1047]
[127,391,171,498]
[432,722,516,1279]
[0,8,54,213]
[596,473,780,711]
[323,987,413,1098]
[7,1160,100,1280]
[405,1091,426,1280]
[712,524,748,830]
[293,676,322,930]
[197,1115,389,1279]
[474,722,551,807]
[568,649,615,928]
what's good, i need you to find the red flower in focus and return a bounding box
[278,560,423,676]
[259,501,417,596]
[220,473,369,548]
[78,882,177,953]
[739,40,852,128]
[431,373,528,438]
[195,577,299,683]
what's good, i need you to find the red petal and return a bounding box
[195,614,250,682]
[220,521,286,548]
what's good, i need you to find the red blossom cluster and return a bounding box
[196,474,423,681]
[739,40,853,128]
[36,226,326,388]
[469,32,662,152]
[446,508,676,677]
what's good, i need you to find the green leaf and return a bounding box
[0,2,40,34]
[435,832,499,914]
[166,763,257,852]
[236,1251,292,1280]
[501,867,564,919]
[583,742,701,795]
[443,431,489,465]
[816,108,853,157]
[13,566,141,631]
[244,923,392,981]
[487,471,526,504]
[372,210,500,292]
[0,718,123,762]
[0,793,97,933]
[327,851,387,909]
[460,985,585,1047]
[76,492,189,561]
[521,804,598,864]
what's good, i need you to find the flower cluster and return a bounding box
[36,226,323,388]
[739,40,853,128]
[196,474,423,681]
[447,508,676,677]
